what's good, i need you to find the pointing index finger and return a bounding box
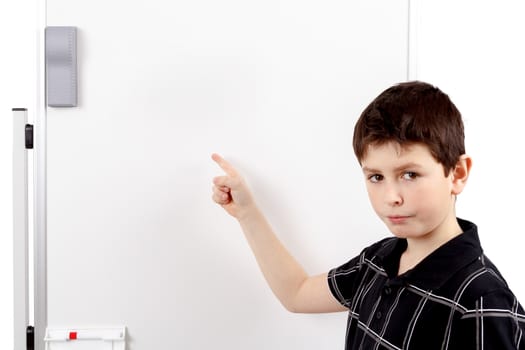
[211,153,238,177]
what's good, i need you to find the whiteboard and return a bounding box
[42,1,409,348]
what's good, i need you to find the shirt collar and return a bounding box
[378,218,483,290]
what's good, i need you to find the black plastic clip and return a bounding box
[26,326,34,350]
[25,124,33,149]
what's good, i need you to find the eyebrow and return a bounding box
[362,162,423,173]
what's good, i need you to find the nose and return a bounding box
[384,184,403,207]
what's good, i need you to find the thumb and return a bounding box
[213,175,236,189]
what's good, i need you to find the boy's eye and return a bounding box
[368,174,383,183]
[402,172,418,180]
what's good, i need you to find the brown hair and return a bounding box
[353,81,465,175]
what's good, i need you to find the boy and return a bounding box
[211,81,525,349]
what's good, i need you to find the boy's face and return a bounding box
[361,141,462,241]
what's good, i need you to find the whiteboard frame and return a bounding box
[34,0,48,348]
[407,0,418,80]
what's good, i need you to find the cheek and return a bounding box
[365,186,383,212]
[407,186,429,201]
[410,183,453,211]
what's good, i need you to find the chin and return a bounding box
[390,230,411,239]
[385,223,422,239]
[385,225,405,238]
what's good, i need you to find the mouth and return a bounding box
[387,215,411,224]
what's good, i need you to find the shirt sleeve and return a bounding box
[327,252,364,309]
[327,238,395,309]
[449,288,525,349]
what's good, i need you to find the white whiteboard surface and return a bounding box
[42,1,408,349]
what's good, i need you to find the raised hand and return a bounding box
[211,153,257,219]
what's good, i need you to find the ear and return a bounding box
[451,154,472,195]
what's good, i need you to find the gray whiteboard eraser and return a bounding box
[45,26,77,107]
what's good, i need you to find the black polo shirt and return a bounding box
[328,218,525,349]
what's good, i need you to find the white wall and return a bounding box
[0,0,37,348]
[414,1,525,301]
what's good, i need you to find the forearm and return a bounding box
[237,207,308,312]
[211,153,342,313]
